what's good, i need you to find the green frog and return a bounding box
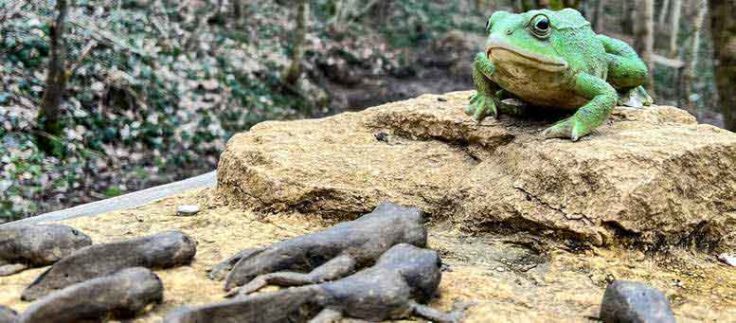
[467,9,652,141]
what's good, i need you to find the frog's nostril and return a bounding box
[506,29,513,35]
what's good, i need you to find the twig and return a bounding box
[349,0,382,22]
[68,40,98,77]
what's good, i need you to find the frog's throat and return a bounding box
[486,42,568,72]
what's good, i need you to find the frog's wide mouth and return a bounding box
[486,40,568,72]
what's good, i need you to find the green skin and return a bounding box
[468,9,651,141]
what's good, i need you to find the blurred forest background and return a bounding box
[0,0,733,221]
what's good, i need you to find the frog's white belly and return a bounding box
[489,50,589,109]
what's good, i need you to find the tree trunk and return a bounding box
[283,0,309,86]
[710,0,736,131]
[682,0,707,114]
[516,0,537,11]
[621,0,634,34]
[658,0,670,26]
[668,0,681,56]
[593,0,606,32]
[37,0,69,155]
[232,0,242,19]
[633,0,655,92]
[329,0,346,30]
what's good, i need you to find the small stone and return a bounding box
[671,279,685,289]
[176,204,200,216]
[495,266,506,272]
[600,280,675,323]
[718,253,736,267]
[374,131,390,143]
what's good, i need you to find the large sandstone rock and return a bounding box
[217,91,736,251]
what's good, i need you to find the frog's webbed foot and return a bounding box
[466,92,498,121]
[542,113,604,142]
[545,73,617,141]
[618,86,653,108]
[542,117,583,141]
[0,263,28,276]
[227,254,356,298]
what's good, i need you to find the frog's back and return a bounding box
[549,9,608,79]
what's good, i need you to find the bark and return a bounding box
[37,0,69,154]
[332,0,343,26]
[710,0,736,131]
[658,0,670,26]
[621,0,635,34]
[283,0,309,86]
[668,0,682,56]
[516,0,536,11]
[633,0,655,92]
[232,0,242,19]
[516,0,581,10]
[593,0,606,32]
[682,0,707,113]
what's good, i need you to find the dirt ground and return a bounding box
[1,188,735,322]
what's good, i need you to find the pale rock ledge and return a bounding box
[217,91,736,251]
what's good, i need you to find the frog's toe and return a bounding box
[618,86,653,108]
[464,103,475,116]
[466,97,496,121]
[542,120,574,140]
[473,105,492,122]
[543,117,596,141]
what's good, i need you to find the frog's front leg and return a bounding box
[543,73,617,141]
[596,34,652,107]
[466,53,501,121]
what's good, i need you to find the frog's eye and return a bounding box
[530,14,551,38]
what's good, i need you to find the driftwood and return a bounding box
[166,244,462,323]
[0,306,17,323]
[22,230,196,301]
[212,202,427,295]
[0,224,92,276]
[18,267,163,323]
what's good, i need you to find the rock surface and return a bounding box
[217,91,736,251]
[1,189,734,322]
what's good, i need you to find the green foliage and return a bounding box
[381,1,481,48]
[0,0,487,221]
[0,1,296,220]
